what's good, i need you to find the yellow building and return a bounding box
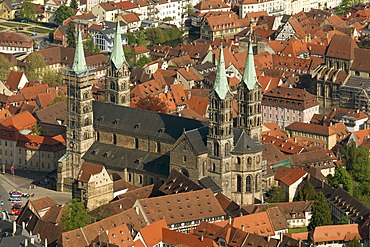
[0,0,21,20]
[285,122,349,150]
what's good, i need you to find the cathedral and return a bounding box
[57,23,264,206]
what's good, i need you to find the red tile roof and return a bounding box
[312,224,362,242]
[76,162,104,182]
[279,167,307,186]
[6,71,26,91]
[31,196,58,212]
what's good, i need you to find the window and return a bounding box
[183,156,186,162]
[139,175,143,184]
[212,163,216,172]
[255,174,259,191]
[236,175,242,192]
[213,142,220,157]
[134,138,139,149]
[246,176,252,192]
[113,134,117,145]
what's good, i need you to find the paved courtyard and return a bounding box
[0,171,71,205]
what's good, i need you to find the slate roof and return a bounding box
[184,127,208,155]
[83,142,170,176]
[232,130,264,154]
[198,176,222,193]
[159,169,203,194]
[92,101,206,142]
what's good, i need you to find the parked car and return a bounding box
[9,191,22,196]
[9,198,22,204]
[0,200,3,206]
[11,205,22,215]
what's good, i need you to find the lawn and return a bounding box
[288,227,308,233]
[30,27,51,33]
[0,22,27,28]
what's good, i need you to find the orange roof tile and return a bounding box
[279,167,307,186]
[312,224,361,242]
[31,196,57,211]
[0,111,37,131]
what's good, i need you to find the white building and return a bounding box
[239,0,285,18]
[279,167,308,202]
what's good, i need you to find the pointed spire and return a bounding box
[241,35,258,90]
[110,21,126,69]
[72,26,87,75]
[213,46,230,99]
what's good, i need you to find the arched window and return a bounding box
[237,157,241,165]
[214,142,220,157]
[113,134,117,145]
[246,176,252,192]
[255,174,259,191]
[110,94,116,103]
[96,131,100,141]
[236,175,242,192]
[225,142,230,156]
[122,95,126,103]
[212,163,216,172]
[355,71,360,76]
[181,168,189,177]
[247,157,252,169]
[110,82,116,90]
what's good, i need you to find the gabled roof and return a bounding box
[194,0,229,10]
[135,189,225,225]
[76,162,104,182]
[6,71,26,91]
[159,169,203,195]
[31,196,58,212]
[312,224,362,242]
[351,48,370,73]
[279,167,307,186]
[326,34,358,60]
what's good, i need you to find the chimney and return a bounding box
[267,235,270,242]
[299,239,302,247]
[30,237,35,244]
[22,222,25,229]
[45,238,48,247]
[321,179,325,188]
[241,224,245,231]
[338,184,343,189]
[228,216,232,225]
[24,239,28,247]
[187,91,191,100]
[12,221,16,235]
[201,235,204,242]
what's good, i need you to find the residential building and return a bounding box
[194,0,230,13]
[0,32,33,54]
[278,167,308,202]
[133,189,226,233]
[310,224,363,247]
[262,86,320,129]
[201,13,246,40]
[44,0,61,23]
[349,128,370,146]
[243,201,313,228]
[285,122,350,150]
[213,207,289,239]
[326,107,368,132]
[89,21,128,52]
[290,150,336,177]
[73,162,114,211]
[5,71,28,92]
[91,1,118,22]
[0,0,21,20]
[239,0,284,18]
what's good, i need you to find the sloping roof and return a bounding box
[263,143,289,166]
[279,167,307,186]
[213,211,275,236]
[351,48,370,73]
[326,34,358,60]
[92,101,206,142]
[31,196,57,212]
[194,0,229,10]
[136,189,225,225]
[34,102,66,125]
[6,71,25,91]
[312,224,362,242]
[76,162,104,182]
[159,169,202,195]
[290,150,334,166]
[232,131,264,154]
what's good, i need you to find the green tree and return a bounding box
[163,17,173,21]
[0,54,11,81]
[136,56,152,67]
[83,34,99,53]
[25,53,46,81]
[342,140,370,182]
[308,192,333,231]
[295,180,315,201]
[54,5,75,25]
[338,215,350,224]
[266,186,288,203]
[335,0,352,15]
[187,4,194,15]
[62,199,90,231]
[42,69,62,84]
[125,33,137,44]
[66,22,76,48]
[32,123,42,135]
[328,167,353,193]
[145,28,165,44]
[347,237,362,247]
[123,46,134,66]
[70,0,79,9]
[20,1,36,20]
[137,32,147,46]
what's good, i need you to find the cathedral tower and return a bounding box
[237,37,262,144]
[64,28,95,179]
[105,21,130,106]
[206,47,234,185]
